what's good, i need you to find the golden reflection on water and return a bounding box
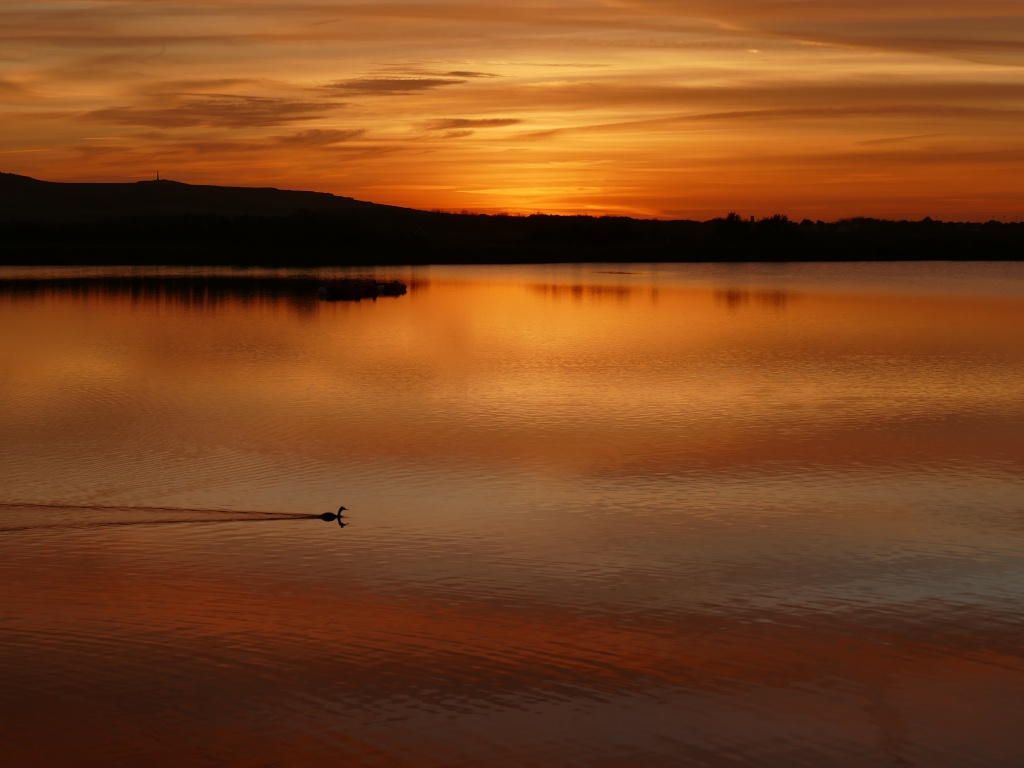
[3,270,1022,479]
[1,265,1024,766]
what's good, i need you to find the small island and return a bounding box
[318,280,407,301]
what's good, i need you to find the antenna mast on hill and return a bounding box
[156,170,160,181]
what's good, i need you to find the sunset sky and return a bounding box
[1,1,1022,219]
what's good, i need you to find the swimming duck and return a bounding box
[318,506,348,522]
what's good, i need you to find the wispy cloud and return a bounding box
[445,70,500,78]
[624,0,1024,64]
[326,77,465,95]
[0,78,27,95]
[84,95,339,129]
[272,128,365,146]
[425,118,521,131]
[858,133,945,146]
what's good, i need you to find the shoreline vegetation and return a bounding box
[1,172,1021,265]
[0,274,414,307]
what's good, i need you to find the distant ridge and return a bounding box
[0,173,1021,265]
[0,172,391,222]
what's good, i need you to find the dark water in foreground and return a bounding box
[1,263,1023,767]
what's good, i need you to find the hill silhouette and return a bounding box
[0,172,381,222]
[1,173,1020,265]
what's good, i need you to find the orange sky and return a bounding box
[1,1,1023,219]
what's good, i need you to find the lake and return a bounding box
[1,262,1023,767]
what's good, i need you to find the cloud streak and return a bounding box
[326,77,466,95]
[84,95,340,129]
[272,129,365,146]
[426,118,522,130]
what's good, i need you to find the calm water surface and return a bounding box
[1,263,1023,766]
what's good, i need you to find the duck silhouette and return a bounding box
[318,506,348,522]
